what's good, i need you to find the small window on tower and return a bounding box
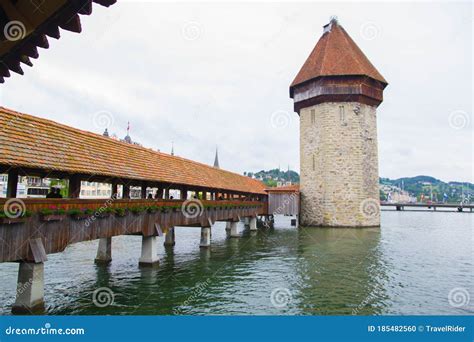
[311,109,315,124]
[339,105,346,124]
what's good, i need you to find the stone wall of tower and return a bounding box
[299,102,380,227]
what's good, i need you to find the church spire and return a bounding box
[171,141,174,156]
[213,147,220,168]
[124,121,132,143]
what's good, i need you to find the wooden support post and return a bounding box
[164,227,175,246]
[68,175,81,198]
[157,188,164,199]
[94,237,112,265]
[12,262,45,314]
[141,183,147,199]
[181,187,188,200]
[122,184,130,199]
[164,188,170,199]
[6,169,18,198]
[111,181,118,198]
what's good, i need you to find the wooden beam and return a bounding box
[20,43,39,59]
[78,0,93,15]
[4,58,23,75]
[28,238,48,263]
[34,34,49,49]
[156,188,164,199]
[122,184,130,199]
[59,14,82,33]
[181,186,188,200]
[93,0,117,7]
[43,24,61,39]
[7,169,18,198]
[111,181,118,198]
[69,175,81,198]
[20,55,33,67]
[0,64,10,77]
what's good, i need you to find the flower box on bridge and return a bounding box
[40,214,66,222]
[0,217,27,225]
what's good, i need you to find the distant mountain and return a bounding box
[380,176,473,203]
[244,169,299,187]
[245,170,472,203]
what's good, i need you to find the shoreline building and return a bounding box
[290,18,388,227]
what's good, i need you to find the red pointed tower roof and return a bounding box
[290,18,387,90]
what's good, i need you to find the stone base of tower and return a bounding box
[299,197,380,227]
[299,102,381,228]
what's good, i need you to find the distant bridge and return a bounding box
[381,202,473,212]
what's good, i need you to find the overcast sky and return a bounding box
[0,1,472,182]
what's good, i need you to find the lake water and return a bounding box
[0,211,472,315]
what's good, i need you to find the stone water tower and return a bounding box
[290,18,388,227]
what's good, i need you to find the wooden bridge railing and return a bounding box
[0,198,268,263]
[0,197,268,212]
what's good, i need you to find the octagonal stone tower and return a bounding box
[290,18,388,227]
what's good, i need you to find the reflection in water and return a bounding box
[295,227,386,315]
[0,212,472,315]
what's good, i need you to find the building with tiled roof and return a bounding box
[290,18,387,227]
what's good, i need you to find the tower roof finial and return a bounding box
[171,141,174,156]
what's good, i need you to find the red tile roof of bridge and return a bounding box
[265,185,300,193]
[290,19,387,89]
[0,107,267,195]
[0,0,117,83]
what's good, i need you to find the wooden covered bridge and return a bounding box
[0,107,275,314]
[0,0,301,314]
